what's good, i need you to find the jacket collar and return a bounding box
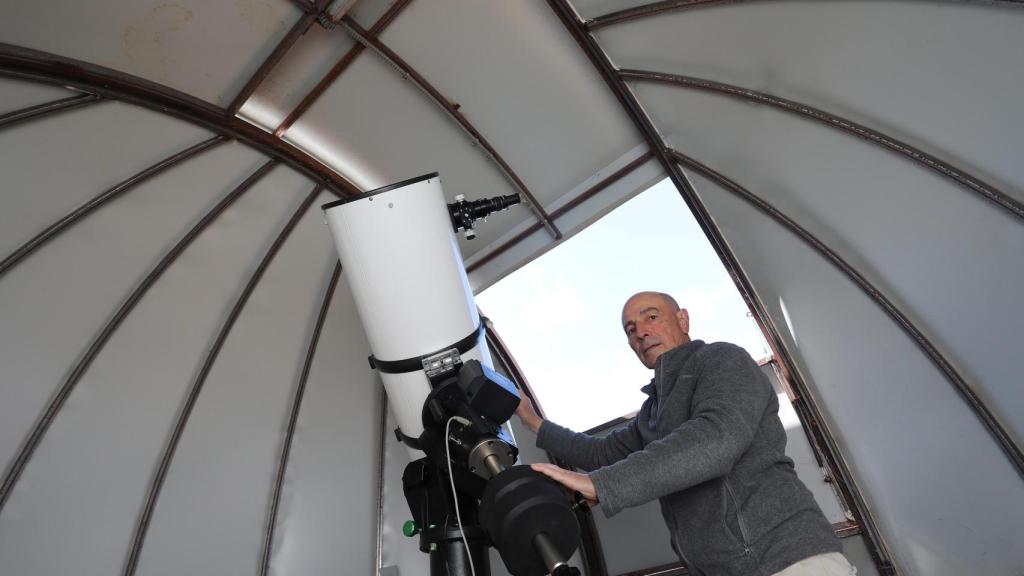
[653,339,704,398]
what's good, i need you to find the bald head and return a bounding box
[621,291,690,369]
[622,292,680,321]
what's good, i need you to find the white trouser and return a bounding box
[770,552,858,576]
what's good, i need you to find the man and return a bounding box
[515,291,855,576]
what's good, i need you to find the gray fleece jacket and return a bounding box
[537,340,840,576]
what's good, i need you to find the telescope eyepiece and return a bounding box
[448,193,522,239]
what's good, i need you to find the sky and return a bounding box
[477,178,770,432]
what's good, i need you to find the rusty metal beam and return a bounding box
[227,1,328,116]
[621,69,1024,222]
[0,135,228,280]
[0,42,360,198]
[274,0,415,137]
[466,151,654,274]
[670,147,1024,481]
[0,92,101,131]
[833,520,863,539]
[545,2,897,573]
[0,159,279,518]
[259,260,341,576]
[586,0,1024,31]
[339,16,563,240]
[123,184,322,576]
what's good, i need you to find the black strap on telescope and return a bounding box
[368,323,485,374]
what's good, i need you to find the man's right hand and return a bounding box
[515,395,544,434]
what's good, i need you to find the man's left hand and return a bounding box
[531,463,599,505]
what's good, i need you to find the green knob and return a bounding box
[403,520,419,537]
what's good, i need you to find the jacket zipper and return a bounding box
[725,480,753,555]
[661,358,703,575]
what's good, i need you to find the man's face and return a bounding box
[621,293,690,369]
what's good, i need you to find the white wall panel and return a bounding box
[0,77,76,115]
[598,0,1024,204]
[270,266,382,576]
[0,0,302,106]
[134,174,323,576]
[0,155,293,576]
[689,171,1024,575]
[571,0,656,20]
[0,99,211,258]
[348,0,395,28]
[0,139,264,501]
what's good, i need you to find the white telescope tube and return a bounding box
[322,173,492,456]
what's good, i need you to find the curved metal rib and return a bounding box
[338,17,563,240]
[586,0,1024,31]
[0,159,278,516]
[0,135,228,280]
[259,260,341,576]
[545,2,897,572]
[619,69,1024,222]
[0,92,101,131]
[123,184,321,576]
[0,42,359,198]
[375,387,389,575]
[670,148,1024,480]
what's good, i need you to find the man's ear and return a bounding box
[676,308,690,334]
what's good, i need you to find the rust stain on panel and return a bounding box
[235,0,291,34]
[121,4,194,80]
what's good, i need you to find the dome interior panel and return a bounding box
[379,0,644,210]
[597,0,1024,204]
[690,170,1024,575]
[0,147,285,576]
[0,0,304,106]
[268,268,381,576]
[0,99,215,258]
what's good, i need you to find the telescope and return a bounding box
[322,173,582,576]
